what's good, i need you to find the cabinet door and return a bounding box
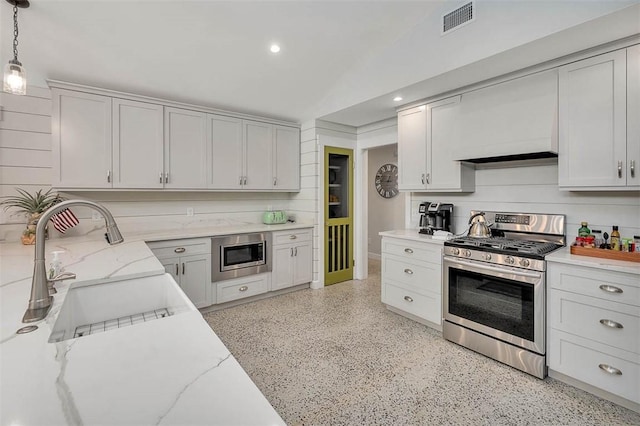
[272,244,294,291]
[627,45,640,188]
[52,89,112,188]
[426,96,473,191]
[159,256,179,282]
[179,254,211,308]
[559,50,627,188]
[112,99,164,189]
[292,242,313,286]
[209,114,243,189]
[164,107,208,189]
[244,120,273,190]
[397,106,427,190]
[273,125,300,191]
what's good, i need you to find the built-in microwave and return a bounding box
[211,233,271,282]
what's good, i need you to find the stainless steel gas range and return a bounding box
[442,211,565,379]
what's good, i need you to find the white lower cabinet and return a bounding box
[547,261,640,408]
[380,236,443,329]
[148,238,211,308]
[272,229,313,291]
[216,273,270,304]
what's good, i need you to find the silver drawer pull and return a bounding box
[404,268,413,275]
[404,248,413,254]
[289,235,297,240]
[174,247,186,253]
[239,286,249,292]
[599,364,622,375]
[404,296,413,302]
[599,284,623,294]
[599,319,623,329]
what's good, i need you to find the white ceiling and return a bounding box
[1,1,639,127]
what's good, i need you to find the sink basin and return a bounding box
[49,274,194,343]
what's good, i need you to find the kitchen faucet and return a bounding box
[22,200,124,323]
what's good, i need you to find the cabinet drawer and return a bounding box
[147,238,210,257]
[549,330,640,404]
[382,238,442,264]
[549,289,640,354]
[273,228,312,245]
[548,263,640,306]
[383,283,441,325]
[383,256,441,295]
[216,273,269,303]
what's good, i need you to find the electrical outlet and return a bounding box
[186,207,194,217]
[92,211,102,221]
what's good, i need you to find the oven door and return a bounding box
[443,256,545,354]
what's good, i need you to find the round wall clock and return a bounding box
[375,163,399,198]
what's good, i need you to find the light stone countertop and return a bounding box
[379,229,448,245]
[0,222,310,425]
[546,246,640,275]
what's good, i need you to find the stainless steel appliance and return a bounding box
[419,202,453,235]
[443,211,565,379]
[211,233,271,282]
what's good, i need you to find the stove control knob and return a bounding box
[452,248,460,255]
[483,253,492,261]
[464,250,472,258]
[505,256,515,265]
[519,258,530,267]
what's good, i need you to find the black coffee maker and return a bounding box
[419,202,454,235]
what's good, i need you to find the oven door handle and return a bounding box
[445,257,542,279]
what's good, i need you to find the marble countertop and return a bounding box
[379,229,448,245]
[0,224,291,425]
[547,246,640,275]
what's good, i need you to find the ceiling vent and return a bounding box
[442,1,474,34]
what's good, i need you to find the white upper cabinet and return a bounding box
[397,105,428,191]
[627,44,640,188]
[52,89,112,188]
[273,125,300,191]
[558,49,631,190]
[113,99,164,189]
[244,120,273,190]
[397,98,474,193]
[209,114,243,189]
[164,107,209,189]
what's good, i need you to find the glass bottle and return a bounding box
[610,226,621,251]
[578,222,591,237]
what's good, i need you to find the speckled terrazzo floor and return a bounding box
[203,259,640,426]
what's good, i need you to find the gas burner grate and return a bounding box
[446,237,561,256]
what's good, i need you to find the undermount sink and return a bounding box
[49,274,194,343]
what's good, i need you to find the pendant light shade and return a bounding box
[3,0,30,95]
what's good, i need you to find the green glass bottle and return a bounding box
[578,222,591,237]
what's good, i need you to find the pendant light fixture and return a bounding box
[3,0,30,95]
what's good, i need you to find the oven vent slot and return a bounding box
[442,1,474,34]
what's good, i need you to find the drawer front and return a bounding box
[383,283,441,325]
[383,255,441,295]
[548,263,640,306]
[147,238,210,257]
[549,330,640,404]
[382,238,442,264]
[549,289,640,354]
[273,228,312,245]
[216,273,270,303]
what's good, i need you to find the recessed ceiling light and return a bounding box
[270,44,281,53]
[393,96,403,102]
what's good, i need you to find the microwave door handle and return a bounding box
[446,257,542,279]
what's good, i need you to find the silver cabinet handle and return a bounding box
[404,296,413,302]
[159,172,163,183]
[182,262,185,275]
[174,247,186,253]
[239,176,243,185]
[599,284,623,294]
[404,268,413,275]
[289,235,297,240]
[294,247,298,256]
[239,285,248,292]
[164,172,169,184]
[290,247,293,256]
[273,177,277,186]
[243,177,247,185]
[599,364,622,375]
[631,160,636,178]
[404,248,413,254]
[426,173,430,184]
[175,264,179,276]
[421,173,425,185]
[107,170,111,183]
[600,319,623,329]
[618,161,623,178]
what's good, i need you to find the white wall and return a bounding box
[367,144,404,258]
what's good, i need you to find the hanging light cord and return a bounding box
[12,4,19,62]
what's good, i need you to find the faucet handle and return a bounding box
[48,272,77,283]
